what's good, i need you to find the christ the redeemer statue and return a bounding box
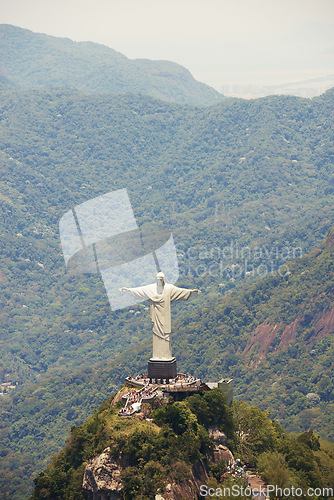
[120,272,200,361]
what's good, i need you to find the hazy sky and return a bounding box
[1,0,333,89]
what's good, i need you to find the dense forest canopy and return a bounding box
[0,87,333,387]
[0,85,333,498]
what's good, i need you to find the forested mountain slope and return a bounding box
[0,82,333,497]
[1,228,334,497]
[0,86,333,388]
[0,24,224,105]
[175,227,334,437]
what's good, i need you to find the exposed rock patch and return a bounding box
[209,427,227,445]
[83,447,122,499]
[243,307,334,366]
[211,444,235,466]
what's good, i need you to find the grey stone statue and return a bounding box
[120,272,200,360]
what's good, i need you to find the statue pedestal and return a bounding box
[148,357,177,382]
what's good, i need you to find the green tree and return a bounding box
[186,388,234,436]
[153,401,198,435]
[233,401,279,465]
[257,451,292,496]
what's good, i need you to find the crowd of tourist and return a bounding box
[222,459,247,479]
[119,372,201,417]
[128,373,201,387]
[118,386,157,417]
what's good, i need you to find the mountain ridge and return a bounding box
[0,24,224,105]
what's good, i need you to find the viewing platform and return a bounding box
[125,373,204,392]
[119,373,233,416]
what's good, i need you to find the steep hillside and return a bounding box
[0,24,223,106]
[174,227,334,438]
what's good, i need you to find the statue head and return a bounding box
[156,272,165,293]
[156,272,165,286]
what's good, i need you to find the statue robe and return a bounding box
[125,283,195,360]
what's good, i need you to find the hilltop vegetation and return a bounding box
[30,389,334,499]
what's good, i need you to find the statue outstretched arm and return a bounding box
[119,284,153,301]
[169,285,201,302]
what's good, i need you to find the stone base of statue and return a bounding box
[148,357,177,382]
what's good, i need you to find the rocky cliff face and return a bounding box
[211,444,235,466]
[82,427,234,499]
[83,447,122,499]
[243,306,334,367]
[82,453,219,500]
[155,460,209,500]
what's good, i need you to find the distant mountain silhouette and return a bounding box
[0,24,224,105]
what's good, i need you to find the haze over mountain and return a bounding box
[219,21,334,98]
[2,0,333,97]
